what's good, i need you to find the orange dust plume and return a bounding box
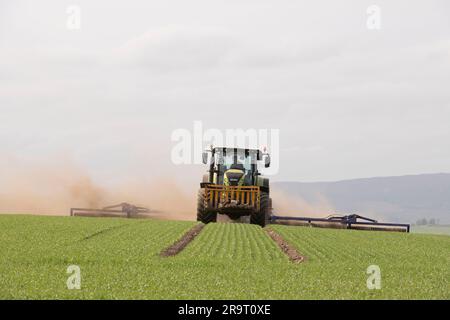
[270,188,335,217]
[0,156,196,220]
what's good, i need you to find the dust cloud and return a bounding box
[0,157,196,220]
[270,189,335,218]
[109,179,196,220]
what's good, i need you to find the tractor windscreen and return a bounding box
[214,148,258,173]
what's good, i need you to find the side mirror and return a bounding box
[202,152,208,164]
[256,150,262,161]
[264,154,271,168]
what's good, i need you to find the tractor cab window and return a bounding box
[222,153,250,172]
[214,149,257,173]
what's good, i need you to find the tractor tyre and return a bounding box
[251,191,271,227]
[197,189,217,224]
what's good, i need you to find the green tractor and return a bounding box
[197,146,272,227]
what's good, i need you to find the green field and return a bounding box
[0,215,449,299]
[412,225,450,236]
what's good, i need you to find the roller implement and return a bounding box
[271,214,410,232]
[197,146,272,227]
[70,202,155,219]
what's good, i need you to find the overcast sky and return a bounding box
[1,0,450,185]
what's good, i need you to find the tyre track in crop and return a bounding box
[265,228,305,263]
[80,223,133,241]
[160,223,204,257]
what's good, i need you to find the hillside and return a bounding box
[273,173,450,224]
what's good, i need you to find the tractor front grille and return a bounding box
[205,185,260,211]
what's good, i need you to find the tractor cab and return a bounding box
[202,147,270,186]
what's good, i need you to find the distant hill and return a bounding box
[272,173,450,224]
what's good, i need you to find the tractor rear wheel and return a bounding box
[251,192,271,227]
[196,189,217,223]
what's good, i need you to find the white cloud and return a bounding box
[110,25,234,71]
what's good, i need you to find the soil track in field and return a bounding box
[160,223,204,257]
[81,223,131,241]
[265,228,305,263]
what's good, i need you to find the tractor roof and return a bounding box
[211,147,263,160]
[212,147,261,152]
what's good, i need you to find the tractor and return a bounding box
[197,146,272,227]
